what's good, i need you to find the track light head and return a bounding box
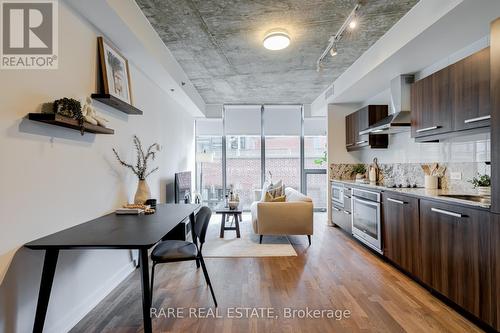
[330,45,338,57]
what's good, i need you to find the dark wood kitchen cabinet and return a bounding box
[411,47,492,141]
[450,47,491,131]
[345,112,355,149]
[420,200,492,323]
[491,213,500,330]
[411,67,453,138]
[382,193,421,279]
[491,19,500,215]
[345,105,388,151]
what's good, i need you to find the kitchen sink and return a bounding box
[438,194,491,204]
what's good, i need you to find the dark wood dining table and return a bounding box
[25,203,200,333]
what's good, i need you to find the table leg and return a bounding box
[139,249,152,333]
[219,213,226,238]
[33,249,59,333]
[234,214,241,238]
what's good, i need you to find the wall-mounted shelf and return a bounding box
[91,94,143,115]
[28,113,115,135]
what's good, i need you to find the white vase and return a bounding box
[134,180,151,204]
[477,186,491,196]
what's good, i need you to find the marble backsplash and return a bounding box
[330,162,490,192]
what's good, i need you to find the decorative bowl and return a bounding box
[228,201,239,210]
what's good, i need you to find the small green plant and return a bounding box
[352,164,366,175]
[468,173,491,188]
[314,151,327,166]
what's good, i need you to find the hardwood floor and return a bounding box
[71,213,483,333]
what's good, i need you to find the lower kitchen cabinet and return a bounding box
[332,205,352,234]
[382,193,421,279]
[420,200,492,324]
[491,213,500,330]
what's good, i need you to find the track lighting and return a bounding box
[316,3,360,71]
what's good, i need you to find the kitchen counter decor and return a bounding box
[469,173,491,196]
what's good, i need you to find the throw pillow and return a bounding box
[264,192,286,202]
[260,180,283,201]
[260,180,272,201]
[267,180,283,197]
[271,195,286,202]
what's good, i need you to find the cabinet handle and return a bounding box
[387,198,407,205]
[343,210,351,215]
[464,115,491,123]
[346,143,354,147]
[431,207,464,218]
[333,207,341,212]
[416,126,441,133]
[355,140,368,145]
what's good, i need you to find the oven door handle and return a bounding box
[353,196,380,207]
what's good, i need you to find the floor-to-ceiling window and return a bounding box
[195,119,223,209]
[263,105,302,190]
[195,105,327,211]
[224,105,262,209]
[304,117,328,210]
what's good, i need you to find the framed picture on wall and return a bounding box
[97,37,133,105]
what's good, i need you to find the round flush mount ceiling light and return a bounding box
[263,29,290,51]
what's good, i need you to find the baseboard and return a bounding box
[45,260,136,333]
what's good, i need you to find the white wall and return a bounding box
[0,2,194,332]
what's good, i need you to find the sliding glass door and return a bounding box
[304,118,328,211]
[263,105,302,191]
[195,119,223,209]
[224,105,262,209]
[226,135,261,209]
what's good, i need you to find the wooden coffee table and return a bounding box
[214,204,242,238]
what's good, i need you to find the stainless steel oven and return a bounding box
[351,188,382,254]
[332,182,344,208]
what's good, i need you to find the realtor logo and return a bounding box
[1,0,58,69]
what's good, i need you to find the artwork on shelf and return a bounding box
[98,36,132,105]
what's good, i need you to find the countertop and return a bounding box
[331,179,491,209]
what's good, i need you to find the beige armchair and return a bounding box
[250,187,314,245]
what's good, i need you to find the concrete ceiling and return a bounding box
[136,0,419,105]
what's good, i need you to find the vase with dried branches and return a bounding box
[113,135,161,204]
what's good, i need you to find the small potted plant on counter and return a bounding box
[352,164,367,182]
[469,173,491,196]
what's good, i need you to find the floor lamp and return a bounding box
[196,150,214,203]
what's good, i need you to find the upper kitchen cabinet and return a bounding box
[345,112,355,149]
[450,47,491,131]
[411,67,452,139]
[345,105,388,151]
[411,48,491,141]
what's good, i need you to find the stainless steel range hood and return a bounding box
[359,75,414,135]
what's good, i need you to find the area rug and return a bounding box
[202,213,297,258]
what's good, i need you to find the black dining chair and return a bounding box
[150,206,217,307]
